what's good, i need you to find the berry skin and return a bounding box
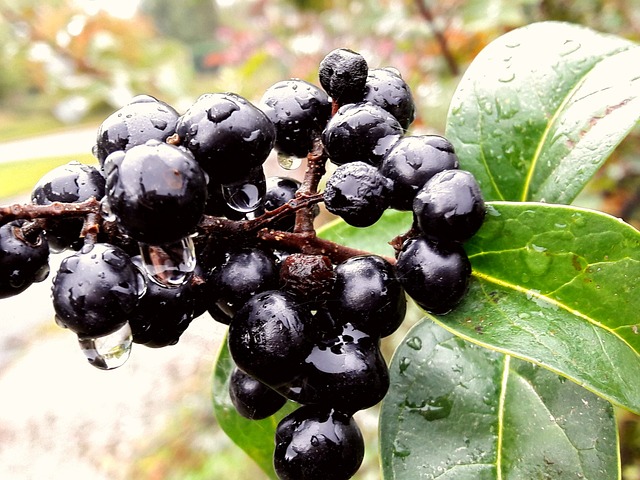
[52,242,142,338]
[327,255,406,338]
[176,92,276,183]
[380,135,459,211]
[207,247,279,319]
[104,140,208,245]
[228,290,312,387]
[363,67,415,130]
[413,169,486,243]
[282,323,390,414]
[322,102,402,167]
[229,367,287,420]
[323,161,393,227]
[93,95,179,166]
[260,79,331,158]
[0,221,50,299]
[318,48,368,106]
[31,161,106,251]
[274,405,364,480]
[395,236,471,314]
[128,261,197,347]
[263,176,301,231]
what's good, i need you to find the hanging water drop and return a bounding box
[138,236,196,288]
[221,168,266,213]
[78,322,133,370]
[277,151,303,170]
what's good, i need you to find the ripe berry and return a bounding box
[0,221,50,299]
[176,92,276,183]
[395,236,471,314]
[282,323,390,414]
[380,135,459,211]
[207,247,279,319]
[229,367,287,420]
[31,161,106,251]
[52,242,143,337]
[260,79,331,158]
[228,290,312,387]
[413,169,486,243]
[128,262,197,347]
[363,67,415,130]
[274,405,364,480]
[318,48,368,106]
[322,102,402,167]
[323,161,393,227]
[104,140,208,245]
[328,255,406,338]
[93,95,179,166]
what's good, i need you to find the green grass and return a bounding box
[0,153,97,201]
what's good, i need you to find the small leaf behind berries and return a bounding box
[380,321,619,479]
[445,21,640,204]
[212,337,297,479]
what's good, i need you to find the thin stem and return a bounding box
[414,0,459,76]
[0,197,101,224]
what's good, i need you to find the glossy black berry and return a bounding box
[328,255,406,338]
[176,92,276,183]
[229,367,287,420]
[395,236,471,314]
[52,242,142,337]
[274,405,364,480]
[363,67,415,130]
[260,79,331,158]
[0,221,50,299]
[318,48,368,106]
[323,161,393,227]
[282,323,389,414]
[207,247,279,319]
[104,140,208,245]
[262,176,300,231]
[380,135,459,211]
[228,290,312,387]
[31,161,106,251]
[413,169,486,243]
[128,261,197,347]
[322,102,402,167]
[93,95,179,166]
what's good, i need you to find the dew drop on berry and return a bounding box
[221,181,264,213]
[277,151,303,170]
[138,236,196,288]
[77,321,133,370]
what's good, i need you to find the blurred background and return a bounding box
[0,0,638,478]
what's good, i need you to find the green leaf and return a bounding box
[438,202,640,412]
[380,321,620,479]
[445,21,640,204]
[211,337,297,479]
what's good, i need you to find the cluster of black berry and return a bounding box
[0,48,486,479]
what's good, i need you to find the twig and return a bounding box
[414,0,459,76]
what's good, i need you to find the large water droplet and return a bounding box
[138,236,196,288]
[399,357,411,374]
[393,439,411,458]
[78,322,133,370]
[406,336,422,350]
[100,197,117,222]
[221,180,264,213]
[277,151,303,170]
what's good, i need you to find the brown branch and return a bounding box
[0,197,101,224]
[414,0,459,76]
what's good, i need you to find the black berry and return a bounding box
[318,48,368,106]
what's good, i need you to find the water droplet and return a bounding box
[277,151,303,170]
[405,396,453,421]
[498,72,515,83]
[78,322,133,370]
[392,439,411,458]
[100,197,117,222]
[559,39,581,57]
[399,357,411,374]
[221,180,264,213]
[406,336,422,350]
[138,236,196,288]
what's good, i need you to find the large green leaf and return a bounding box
[445,21,640,204]
[442,202,640,413]
[380,321,620,479]
[211,337,297,479]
